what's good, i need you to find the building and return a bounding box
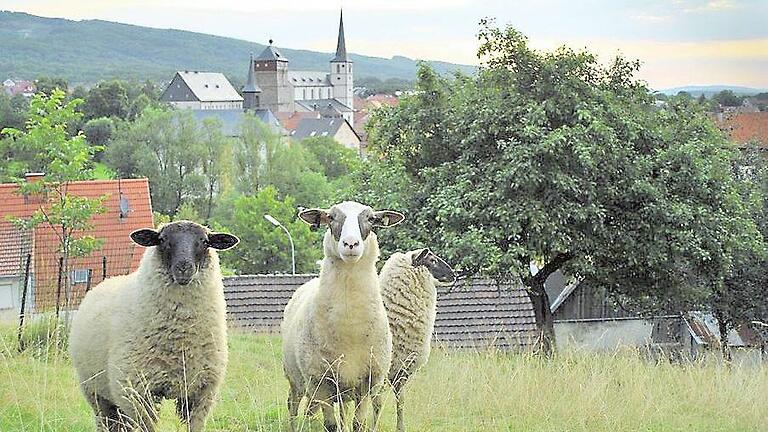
[290,117,361,151]
[160,71,243,110]
[714,111,768,149]
[0,176,153,320]
[187,109,284,137]
[223,275,539,351]
[3,78,35,97]
[253,11,354,125]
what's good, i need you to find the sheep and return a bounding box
[69,221,239,432]
[379,248,456,432]
[282,201,404,432]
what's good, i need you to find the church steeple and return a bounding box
[331,10,349,63]
[242,52,261,110]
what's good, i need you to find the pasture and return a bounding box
[1,324,766,432]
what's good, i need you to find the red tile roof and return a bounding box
[0,178,153,311]
[274,111,320,133]
[716,112,768,148]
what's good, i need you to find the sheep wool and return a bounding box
[379,250,438,386]
[70,244,228,431]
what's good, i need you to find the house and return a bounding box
[187,108,284,137]
[290,117,361,151]
[274,111,321,134]
[0,176,153,320]
[714,111,768,149]
[3,78,35,97]
[550,280,765,363]
[160,71,243,110]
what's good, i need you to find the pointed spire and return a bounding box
[331,9,349,62]
[242,52,261,93]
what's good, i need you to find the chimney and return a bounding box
[25,172,45,183]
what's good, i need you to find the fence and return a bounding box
[223,275,540,351]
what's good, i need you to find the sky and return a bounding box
[2,0,767,89]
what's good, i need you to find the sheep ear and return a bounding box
[130,229,160,247]
[412,248,431,266]
[371,210,404,228]
[298,208,332,230]
[208,233,239,250]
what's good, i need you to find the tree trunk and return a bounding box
[714,308,732,364]
[527,279,555,356]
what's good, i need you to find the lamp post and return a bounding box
[265,214,296,275]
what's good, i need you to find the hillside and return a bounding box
[0,11,476,86]
[658,85,768,97]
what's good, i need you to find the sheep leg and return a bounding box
[321,400,339,432]
[392,379,407,432]
[352,388,371,432]
[178,389,218,432]
[87,394,125,432]
[287,384,301,432]
[371,390,383,432]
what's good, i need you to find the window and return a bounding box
[337,65,341,73]
[71,269,90,284]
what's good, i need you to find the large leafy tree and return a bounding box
[363,22,759,354]
[105,107,205,216]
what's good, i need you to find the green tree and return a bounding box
[1,90,105,317]
[0,92,28,131]
[84,80,130,120]
[83,117,115,147]
[105,107,205,216]
[713,89,742,107]
[199,117,231,222]
[213,187,322,274]
[362,23,758,354]
[34,76,68,95]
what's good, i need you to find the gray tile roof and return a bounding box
[256,45,288,62]
[176,71,243,102]
[291,117,348,140]
[331,10,350,63]
[242,53,262,93]
[288,71,331,87]
[188,109,284,136]
[295,98,353,113]
[223,275,539,351]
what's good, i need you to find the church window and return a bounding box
[336,64,341,73]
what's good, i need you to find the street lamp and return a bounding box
[264,214,296,275]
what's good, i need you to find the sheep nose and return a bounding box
[175,261,193,273]
[342,240,360,250]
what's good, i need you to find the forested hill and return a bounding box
[0,11,476,85]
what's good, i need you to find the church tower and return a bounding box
[242,52,262,110]
[329,10,353,110]
[254,40,294,112]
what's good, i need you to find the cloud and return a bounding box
[676,0,740,13]
[632,14,672,23]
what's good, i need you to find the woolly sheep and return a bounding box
[282,201,404,432]
[69,221,239,432]
[379,248,456,432]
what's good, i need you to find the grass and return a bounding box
[1,324,766,431]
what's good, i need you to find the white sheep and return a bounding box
[69,221,239,432]
[282,201,404,432]
[379,248,456,432]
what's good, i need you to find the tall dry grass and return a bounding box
[1,325,765,431]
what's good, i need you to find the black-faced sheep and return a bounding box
[69,221,239,431]
[379,248,455,432]
[282,201,404,432]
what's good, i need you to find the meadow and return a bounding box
[1,323,766,432]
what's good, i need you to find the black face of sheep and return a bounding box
[131,221,239,285]
[413,248,456,284]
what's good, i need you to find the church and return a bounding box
[243,11,354,125]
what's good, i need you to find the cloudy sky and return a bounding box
[2,0,767,89]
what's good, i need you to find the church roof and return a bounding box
[174,71,242,102]
[256,44,288,62]
[296,98,353,113]
[242,53,262,93]
[288,71,331,87]
[331,10,350,63]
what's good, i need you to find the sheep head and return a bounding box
[130,221,239,286]
[411,248,456,284]
[299,201,404,263]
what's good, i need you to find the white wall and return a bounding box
[554,319,654,351]
[0,277,21,323]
